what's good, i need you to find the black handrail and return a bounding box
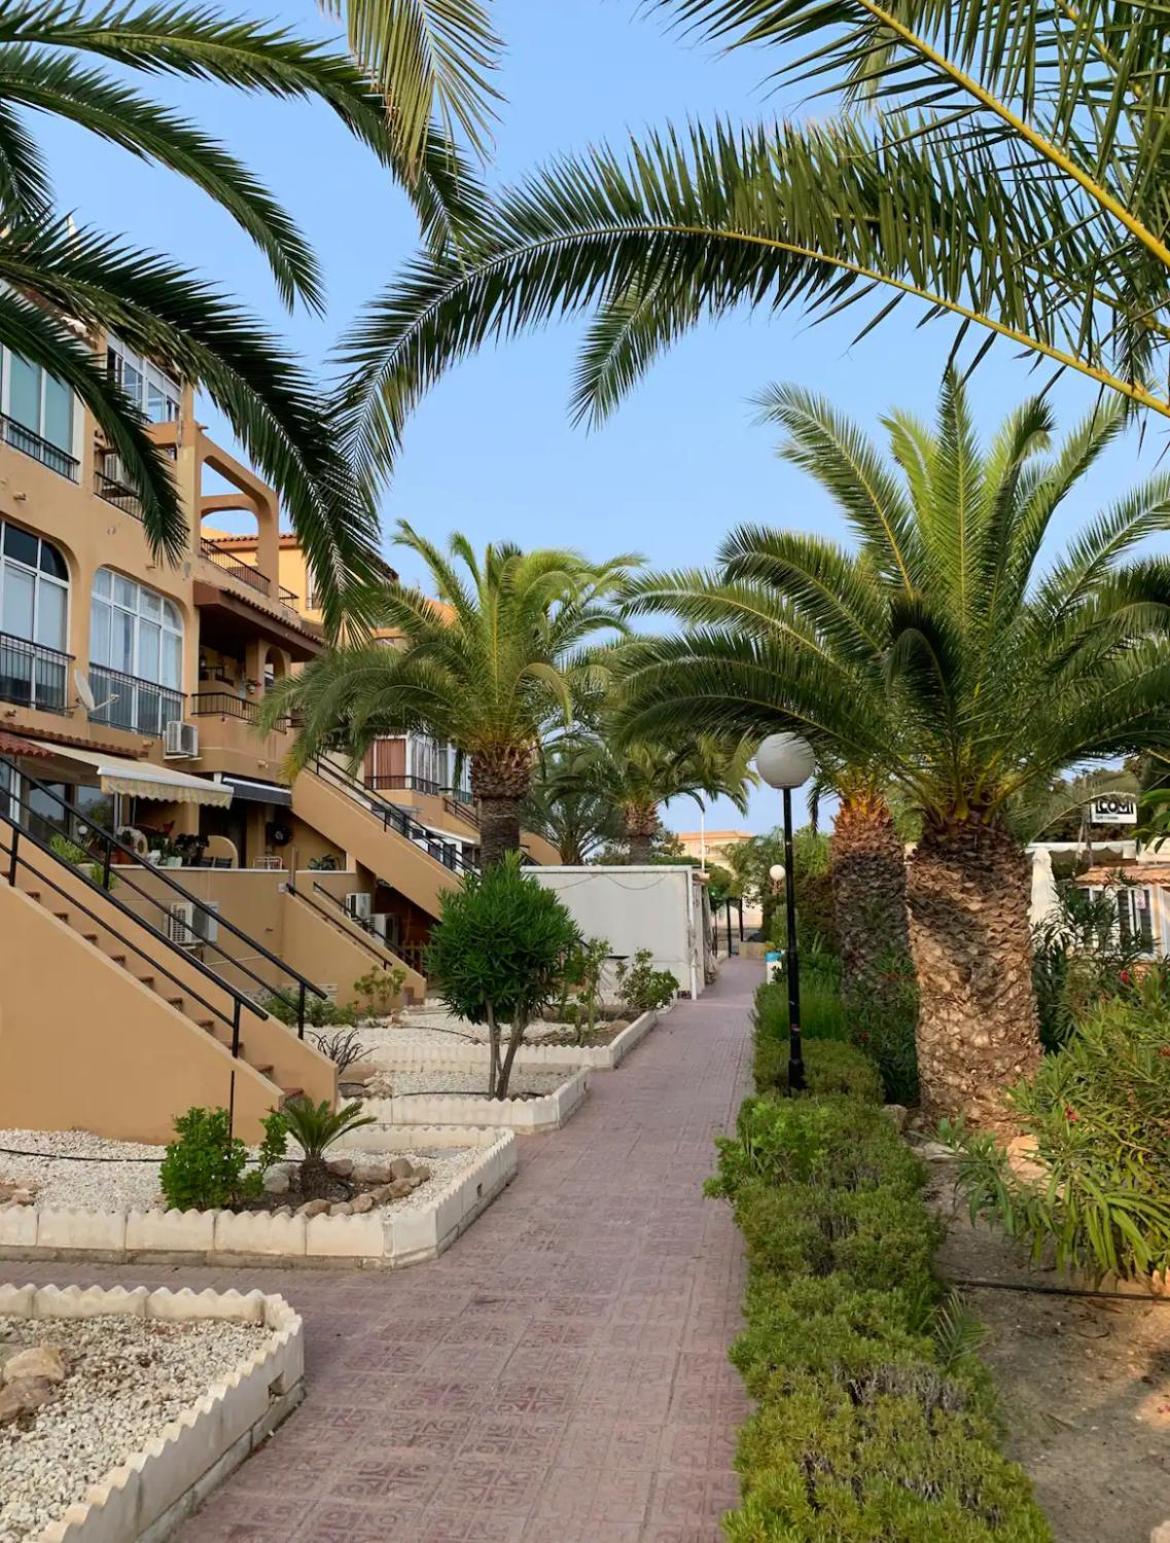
[1,807,247,1055]
[290,880,403,970]
[0,752,327,1033]
[312,755,476,875]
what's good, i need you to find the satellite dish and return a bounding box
[74,669,118,715]
[74,669,96,712]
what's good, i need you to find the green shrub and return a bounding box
[754,973,919,1105]
[714,1063,1048,1538]
[754,978,848,1044]
[260,989,356,1028]
[425,853,581,1097]
[279,1096,376,1198]
[159,1105,286,1211]
[947,974,1170,1281]
[352,966,407,1019]
[615,948,678,1012]
[754,1031,884,1103]
[49,832,118,891]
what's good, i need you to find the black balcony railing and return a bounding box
[93,453,143,519]
[188,691,293,731]
[200,536,272,597]
[0,631,71,715]
[1,415,79,480]
[88,664,184,737]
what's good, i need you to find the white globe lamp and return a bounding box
[756,733,815,790]
[769,862,786,884]
[756,732,814,1094]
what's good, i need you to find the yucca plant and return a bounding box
[279,1097,377,1199]
[333,0,1170,482]
[0,1,488,627]
[612,375,1170,1130]
[263,523,635,865]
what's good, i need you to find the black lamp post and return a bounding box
[756,733,816,1095]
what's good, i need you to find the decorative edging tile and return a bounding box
[361,1068,591,1133]
[379,1010,663,1073]
[0,1128,516,1270]
[0,1283,302,1543]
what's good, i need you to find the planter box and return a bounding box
[379,1010,663,1074]
[0,1128,516,1271]
[0,1283,302,1543]
[362,1068,590,1133]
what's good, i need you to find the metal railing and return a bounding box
[188,691,294,733]
[94,468,142,518]
[364,771,479,829]
[1,415,79,480]
[200,537,271,597]
[312,755,476,875]
[289,880,404,970]
[0,631,71,715]
[0,753,327,1040]
[88,664,184,738]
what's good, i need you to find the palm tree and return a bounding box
[523,744,624,865]
[263,522,635,865]
[0,2,486,628]
[614,376,1170,1130]
[828,775,913,1021]
[332,4,1170,484]
[553,731,756,863]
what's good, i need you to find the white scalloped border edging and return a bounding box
[361,1067,591,1132]
[0,1283,303,1543]
[379,1008,664,1073]
[0,1127,516,1270]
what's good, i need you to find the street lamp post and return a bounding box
[756,733,816,1095]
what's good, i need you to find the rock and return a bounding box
[0,1378,55,1424]
[298,1199,331,1218]
[353,1160,394,1185]
[881,1104,909,1134]
[387,1178,414,1199]
[262,1167,290,1196]
[389,1157,415,1181]
[369,1185,395,1204]
[3,1346,66,1386]
[350,1193,375,1214]
[1149,1525,1170,1543]
[1006,1134,1047,1184]
[338,1082,366,1099]
[366,1074,395,1098]
[326,1158,354,1179]
[412,1165,432,1183]
[406,1176,424,1190]
[329,1202,353,1217]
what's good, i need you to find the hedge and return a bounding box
[711,1034,1050,1541]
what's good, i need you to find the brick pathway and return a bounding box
[4,959,756,1541]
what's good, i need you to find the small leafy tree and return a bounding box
[425,855,581,1097]
[561,935,610,1044]
[279,1098,377,1198]
[615,949,679,1013]
[352,965,407,1020]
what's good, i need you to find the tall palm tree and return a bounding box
[614,377,1170,1130]
[332,3,1170,485]
[0,2,486,629]
[263,522,635,865]
[523,744,623,865]
[553,731,756,863]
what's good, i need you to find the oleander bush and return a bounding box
[713,1017,1050,1540]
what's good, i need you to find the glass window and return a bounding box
[36,580,66,650]
[7,354,41,431]
[39,542,67,581]
[140,589,162,621]
[114,574,137,610]
[89,593,110,663]
[162,631,182,688]
[138,619,161,681]
[107,339,181,424]
[3,523,38,568]
[0,525,69,661]
[3,351,75,456]
[41,374,73,452]
[90,568,182,688]
[92,568,111,599]
[2,565,34,639]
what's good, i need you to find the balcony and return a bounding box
[88,664,183,737]
[0,631,71,715]
[93,450,142,519]
[189,690,294,730]
[200,537,298,607]
[1,415,79,481]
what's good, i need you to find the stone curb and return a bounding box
[0,1130,517,1270]
[361,1069,591,1133]
[379,1009,664,1073]
[0,1283,303,1543]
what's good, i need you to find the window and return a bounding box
[107,337,180,423]
[1086,883,1157,956]
[1,347,76,468]
[411,734,449,790]
[90,569,182,687]
[0,520,70,710]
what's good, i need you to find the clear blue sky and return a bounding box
[34,0,1170,832]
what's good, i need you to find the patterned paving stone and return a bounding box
[2,960,757,1540]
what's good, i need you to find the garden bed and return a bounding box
[359,1067,591,1133]
[0,1126,515,1268]
[0,1283,302,1543]
[351,1007,663,1074]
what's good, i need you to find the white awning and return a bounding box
[28,742,233,808]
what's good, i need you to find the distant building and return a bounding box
[674,828,753,870]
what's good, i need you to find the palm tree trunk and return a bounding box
[624,801,659,864]
[472,746,534,867]
[830,792,911,1010]
[906,820,1042,1131]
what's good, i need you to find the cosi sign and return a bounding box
[1089,793,1138,825]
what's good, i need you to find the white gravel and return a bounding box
[0,1128,474,1215]
[0,1313,268,1543]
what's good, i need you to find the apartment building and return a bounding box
[0,327,487,1140]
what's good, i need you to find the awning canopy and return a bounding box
[215,773,292,808]
[28,742,232,808]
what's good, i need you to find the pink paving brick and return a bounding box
[2,961,758,1541]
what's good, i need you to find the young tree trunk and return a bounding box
[472,745,534,867]
[486,1004,500,1097]
[906,820,1042,1132]
[830,792,912,1010]
[496,1017,527,1099]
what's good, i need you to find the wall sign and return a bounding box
[1089,793,1138,825]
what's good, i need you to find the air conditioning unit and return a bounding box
[164,720,199,759]
[369,913,389,943]
[345,890,373,922]
[166,900,219,949]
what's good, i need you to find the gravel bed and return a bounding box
[356,1020,623,1068]
[383,1068,571,1098]
[0,1128,473,1215]
[0,1313,267,1543]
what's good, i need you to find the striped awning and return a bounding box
[27,742,232,808]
